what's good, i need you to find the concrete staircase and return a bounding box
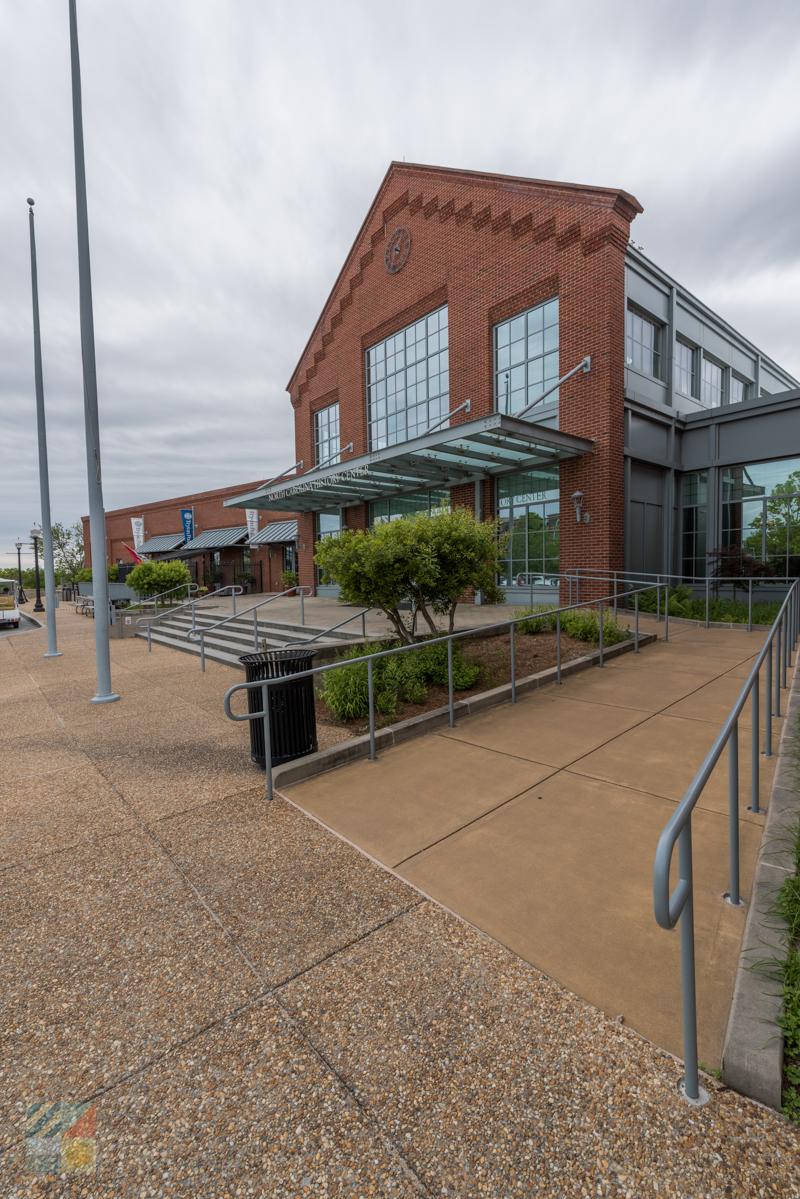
[135,610,364,670]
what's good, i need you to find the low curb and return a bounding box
[272,630,657,788]
[722,652,800,1108]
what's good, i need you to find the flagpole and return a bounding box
[27,199,62,658]
[68,0,118,702]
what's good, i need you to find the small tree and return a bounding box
[707,544,775,600]
[73,565,118,583]
[127,560,191,601]
[51,521,86,580]
[314,508,506,644]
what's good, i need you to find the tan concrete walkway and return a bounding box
[285,622,784,1069]
[2,608,799,1195]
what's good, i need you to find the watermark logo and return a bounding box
[25,1102,96,1175]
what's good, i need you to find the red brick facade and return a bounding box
[286,163,642,598]
[83,482,295,593]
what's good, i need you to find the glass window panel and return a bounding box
[626,307,661,379]
[314,401,340,466]
[676,342,694,396]
[366,304,449,449]
[494,296,558,417]
[702,358,723,408]
[730,376,745,404]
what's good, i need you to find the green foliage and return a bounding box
[314,508,507,643]
[321,637,482,722]
[73,565,118,583]
[514,604,629,646]
[50,520,86,579]
[281,571,299,588]
[127,560,191,599]
[635,585,781,625]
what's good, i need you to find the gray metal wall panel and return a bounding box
[676,306,703,344]
[731,346,755,379]
[625,372,669,406]
[718,407,800,465]
[630,461,664,504]
[628,414,670,460]
[702,326,732,364]
[626,268,669,320]
[760,366,787,394]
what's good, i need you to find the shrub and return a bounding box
[513,603,557,634]
[635,586,782,625]
[73,565,118,583]
[515,603,629,646]
[127,560,191,599]
[281,571,299,589]
[321,637,482,721]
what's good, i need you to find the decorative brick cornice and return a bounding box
[361,286,448,352]
[291,166,640,399]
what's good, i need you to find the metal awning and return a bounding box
[224,414,594,514]
[248,519,298,547]
[176,526,249,556]
[138,532,185,555]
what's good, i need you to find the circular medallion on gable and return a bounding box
[385,226,411,274]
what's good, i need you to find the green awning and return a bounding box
[225,414,593,514]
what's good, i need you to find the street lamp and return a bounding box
[14,539,28,604]
[30,524,44,612]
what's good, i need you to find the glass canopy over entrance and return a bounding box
[225,413,594,515]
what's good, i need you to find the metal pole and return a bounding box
[614,571,618,619]
[705,578,709,628]
[775,620,781,717]
[262,682,273,801]
[448,637,455,728]
[68,0,118,703]
[635,591,639,653]
[232,586,236,616]
[751,672,760,813]
[27,201,61,656]
[782,612,788,689]
[147,619,151,652]
[765,638,773,757]
[300,589,305,626]
[678,821,700,1102]
[510,621,516,704]
[556,611,562,684]
[598,599,604,667]
[361,612,366,638]
[664,584,669,642]
[253,608,258,651]
[728,723,740,906]
[368,656,376,761]
[200,631,205,673]
[32,536,44,612]
[748,579,752,633]
[656,584,660,624]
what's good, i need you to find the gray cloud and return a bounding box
[2,0,799,570]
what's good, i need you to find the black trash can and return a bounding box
[239,648,318,768]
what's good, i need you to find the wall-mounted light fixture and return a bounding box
[572,491,590,524]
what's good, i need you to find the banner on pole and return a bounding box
[246,509,259,543]
[130,517,144,549]
[180,509,194,544]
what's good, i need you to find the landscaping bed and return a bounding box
[315,627,596,745]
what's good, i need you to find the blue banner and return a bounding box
[180,508,194,544]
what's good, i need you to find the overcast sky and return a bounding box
[2,0,799,572]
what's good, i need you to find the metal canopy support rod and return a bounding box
[68,0,118,703]
[423,398,471,436]
[27,201,60,659]
[515,356,591,419]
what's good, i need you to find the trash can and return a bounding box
[239,648,318,768]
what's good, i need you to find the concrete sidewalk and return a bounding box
[285,622,783,1070]
[1,608,798,1195]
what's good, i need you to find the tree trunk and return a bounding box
[413,589,439,636]
[377,603,414,645]
[448,602,457,635]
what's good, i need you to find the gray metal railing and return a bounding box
[565,567,797,632]
[653,578,799,1105]
[223,580,667,801]
[186,586,313,671]
[136,583,238,651]
[285,606,373,647]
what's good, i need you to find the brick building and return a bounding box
[83,482,297,593]
[216,160,798,598]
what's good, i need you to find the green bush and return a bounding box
[514,604,629,646]
[321,637,481,721]
[73,565,118,583]
[635,586,781,625]
[127,560,191,599]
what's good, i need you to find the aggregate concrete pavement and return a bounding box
[1,606,799,1196]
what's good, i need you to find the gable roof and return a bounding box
[286,161,643,395]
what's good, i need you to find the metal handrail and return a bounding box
[136,584,240,651]
[284,606,372,647]
[186,586,313,671]
[653,579,799,1105]
[223,580,667,801]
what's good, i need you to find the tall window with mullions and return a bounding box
[366,307,449,449]
[494,297,559,416]
[314,402,340,466]
[496,468,560,588]
[681,472,707,579]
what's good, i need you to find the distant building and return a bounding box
[223,161,799,600]
[82,481,297,593]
